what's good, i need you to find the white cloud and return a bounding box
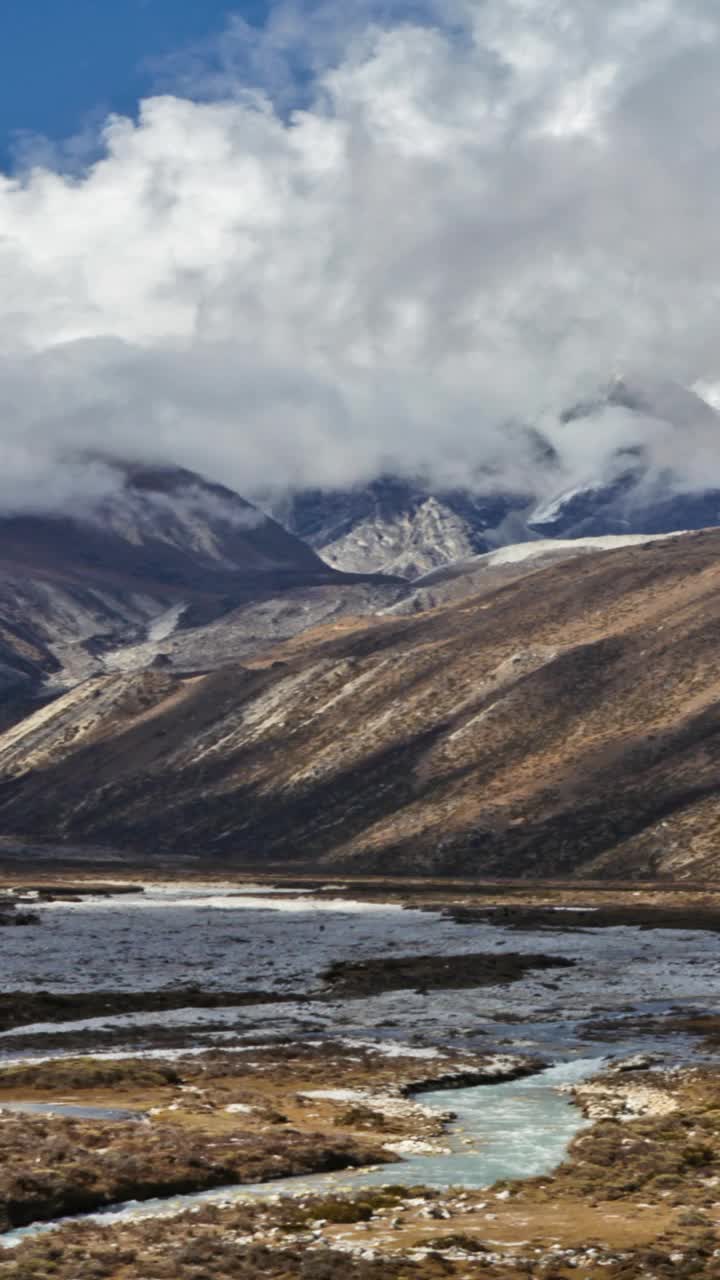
[1,0,720,512]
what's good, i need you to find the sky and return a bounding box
[0,2,270,168]
[2,0,720,514]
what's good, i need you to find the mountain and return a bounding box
[528,377,720,537]
[527,477,720,539]
[273,477,530,578]
[271,379,720,575]
[0,460,336,591]
[2,527,720,879]
[95,533,655,671]
[0,461,401,719]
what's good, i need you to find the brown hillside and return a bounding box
[1,529,720,877]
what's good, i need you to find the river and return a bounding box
[0,882,717,1246]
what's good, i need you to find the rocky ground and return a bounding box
[1,1064,719,1277]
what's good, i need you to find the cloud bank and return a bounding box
[2,0,720,513]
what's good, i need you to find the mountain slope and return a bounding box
[2,529,720,878]
[0,462,400,706]
[385,533,677,615]
[0,461,337,593]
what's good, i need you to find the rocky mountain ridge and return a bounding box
[274,478,526,578]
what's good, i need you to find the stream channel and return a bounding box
[1,1057,598,1247]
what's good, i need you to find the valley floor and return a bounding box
[0,875,718,1277]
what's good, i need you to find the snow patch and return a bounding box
[147,603,187,644]
[484,532,678,565]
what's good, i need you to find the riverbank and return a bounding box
[0,1043,539,1227]
[4,868,720,920]
[1,1063,719,1278]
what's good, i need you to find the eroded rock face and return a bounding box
[273,478,521,578]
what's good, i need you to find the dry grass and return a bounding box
[0,1111,388,1230]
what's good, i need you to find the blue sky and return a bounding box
[0,1,272,169]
